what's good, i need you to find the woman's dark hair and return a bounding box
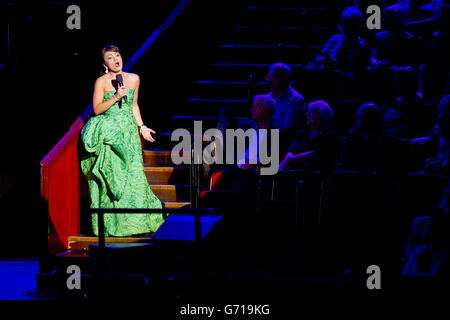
[101,44,120,58]
[100,45,121,75]
[338,6,364,35]
[354,102,382,129]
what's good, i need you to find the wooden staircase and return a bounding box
[143,150,191,209]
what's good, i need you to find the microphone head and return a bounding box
[116,74,123,84]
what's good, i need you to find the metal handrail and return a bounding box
[190,141,202,208]
[83,206,219,286]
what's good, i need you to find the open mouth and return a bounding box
[115,62,120,68]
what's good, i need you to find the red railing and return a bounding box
[40,115,86,253]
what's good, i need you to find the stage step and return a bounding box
[143,149,186,166]
[144,166,190,185]
[191,79,269,100]
[150,184,191,202]
[247,0,348,8]
[186,98,248,116]
[206,62,303,81]
[226,25,331,45]
[170,114,249,131]
[164,201,190,209]
[217,44,322,64]
[239,7,341,28]
[67,236,153,253]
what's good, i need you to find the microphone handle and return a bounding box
[118,81,128,103]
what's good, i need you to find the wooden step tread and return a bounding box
[150,184,190,202]
[144,166,189,172]
[143,149,186,166]
[68,235,153,252]
[163,201,190,208]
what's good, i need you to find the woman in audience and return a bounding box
[339,103,388,171]
[402,184,450,278]
[279,100,337,175]
[410,95,450,173]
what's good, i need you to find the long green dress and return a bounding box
[80,89,165,237]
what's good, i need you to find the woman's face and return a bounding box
[306,108,321,129]
[103,50,123,73]
[251,98,271,121]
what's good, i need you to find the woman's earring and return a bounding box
[105,67,108,74]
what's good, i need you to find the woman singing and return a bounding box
[80,45,165,237]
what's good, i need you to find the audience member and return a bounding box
[417,5,450,104]
[266,63,306,135]
[215,95,290,173]
[410,95,450,173]
[369,4,419,69]
[402,185,450,277]
[338,103,398,172]
[279,100,337,175]
[382,67,433,140]
[235,95,289,171]
[306,7,369,72]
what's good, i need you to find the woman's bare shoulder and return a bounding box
[94,74,108,86]
[125,72,139,82]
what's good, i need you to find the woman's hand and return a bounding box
[114,85,128,99]
[279,153,293,171]
[141,127,156,143]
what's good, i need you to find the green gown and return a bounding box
[80,89,165,237]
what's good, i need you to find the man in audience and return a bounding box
[369,4,420,69]
[382,67,433,140]
[306,6,370,72]
[236,94,288,171]
[265,63,306,136]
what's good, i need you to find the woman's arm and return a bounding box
[279,152,294,171]
[290,150,316,163]
[92,77,123,115]
[279,150,317,170]
[132,75,144,126]
[132,75,156,142]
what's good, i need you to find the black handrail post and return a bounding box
[97,212,106,285]
[194,211,201,242]
[248,73,255,114]
[190,142,200,209]
[295,180,305,236]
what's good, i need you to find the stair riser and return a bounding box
[145,167,190,185]
[150,185,190,202]
[217,46,322,64]
[143,151,186,167]
[225,27,331,45]
[191,81,270,99]
[205,64,303,81]
[186,99,249,116]
[247,0,348,8]
[239,8,341,28]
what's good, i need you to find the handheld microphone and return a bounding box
[116,74,127,103]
